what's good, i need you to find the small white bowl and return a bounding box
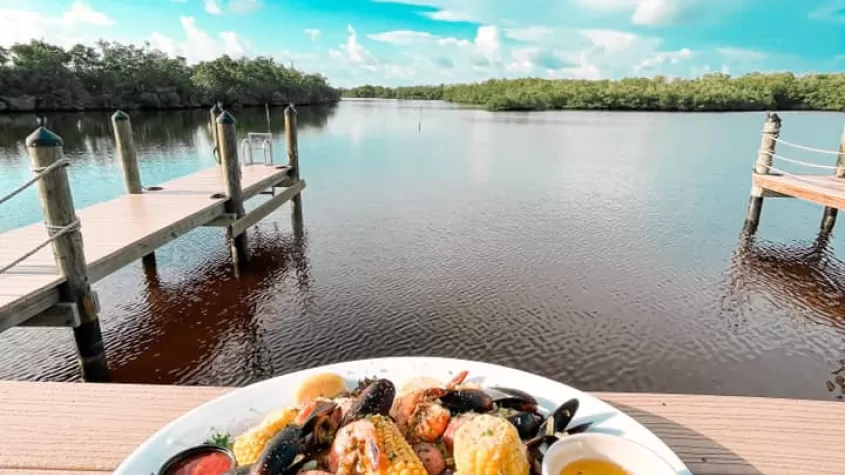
[541,433,677,475]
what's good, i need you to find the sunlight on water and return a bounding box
[1,101,844,401]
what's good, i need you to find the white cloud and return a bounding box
[330,25,378,69]
[420,9,475,22]
[632,47,692,72]
[63,0,114,26]
[304,28,321,40]
[368,30,438,45]
[0,1,115,47]
[438,37,471,47]
[504,26,554,42]
[204,0,222,15]
[148,16,250,63]
[631,0,678,25]
[716,47,766,62]
[809,1,845,24]
[229,0,262,14]
[580,29,639,52]
[474,25,501,63]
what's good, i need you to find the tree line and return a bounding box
[339,73,845,112]
[0,40,340,112]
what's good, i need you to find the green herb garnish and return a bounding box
[205,431,233,449]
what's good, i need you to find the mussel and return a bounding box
[505,411,543,440]
[438,389,494,414]
[241,401,339,475]
[489,387,539,413]
[341,379,395,426]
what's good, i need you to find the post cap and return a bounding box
[26,127,63,148]
[111,110,130,121]
[216,110,236,124]
[284,104,297,115]
[211,102,223,114]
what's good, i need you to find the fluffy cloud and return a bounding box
[580,29,639,52]
[229,0,262,14]
[420,10,475,22]
[809,1,845,24]
[304,28,321,40]
[148,16,249,63]
[474,25,501,64]
[368,30,438,45]
[632,47,692,73]
[504,26,554,42]
[0,1,115,47]
[204,0,223,15]
[329,25,378,69]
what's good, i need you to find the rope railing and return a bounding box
[760,151,841,170]
[0,219,80,275]
[771,136,843,156]
[0,157,76,275]
[0,158,71,207]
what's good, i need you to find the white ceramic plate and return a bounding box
[116,357,690,474]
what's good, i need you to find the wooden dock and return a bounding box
[0,106,305,381]
[1,382,843,475]
[745,113,845,234]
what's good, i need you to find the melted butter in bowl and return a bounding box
[559,458,631,475]
[542,433,676,475]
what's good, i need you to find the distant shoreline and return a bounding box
[340,74,845,113]
[0,99,340,115]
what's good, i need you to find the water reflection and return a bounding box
[111,223,310,385]
[0,104,338,157]
[730,231,845,398]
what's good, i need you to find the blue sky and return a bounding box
[0,0,842,87]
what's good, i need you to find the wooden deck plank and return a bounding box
[0,164,294,329]
[1,382,843,475]
[753,173,845,210]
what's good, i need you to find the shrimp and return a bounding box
[328,419,386,475]
[389,370,470,443]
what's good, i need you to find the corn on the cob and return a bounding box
[369,415,427,475]
[233,407,299,465]
[452,414,529,475]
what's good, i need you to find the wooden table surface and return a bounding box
[1,381,843,475]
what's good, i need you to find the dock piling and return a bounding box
[26,126,109,382]
[744,113,781,233]
[285,105,304,227]
[210,102,223,163]
[820,126,845,234]
[216,110,249,266]
[112,110,156,269]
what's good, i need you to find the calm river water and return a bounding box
[1,100,844,400]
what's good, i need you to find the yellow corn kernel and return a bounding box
[370,415,427,475]
[233,407,299,465]
[453,414,529,475]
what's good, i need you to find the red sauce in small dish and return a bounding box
[165,451,233,475]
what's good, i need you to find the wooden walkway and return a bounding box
[0,164,299,331]
[0,382,843,475]
[754,173,845,209]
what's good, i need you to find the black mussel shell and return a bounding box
[506,411,543,439]
[342,379,395,425]
[439,389,494,414]
[538,398,579,435]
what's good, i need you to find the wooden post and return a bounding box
[26,126,109,382]
[111,110,156,269]
[216,110,248,266]
[285,105,299,181]
[285,105,304,229]
[820,126,845,234]
[745,113,781,233]
[210,102,223,163]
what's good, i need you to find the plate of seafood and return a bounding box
[116,357,689,475]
